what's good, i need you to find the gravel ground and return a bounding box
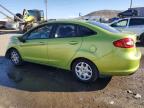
[0,34,143,108]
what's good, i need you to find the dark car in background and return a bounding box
[108,17,120,23]
[118,9,138,18]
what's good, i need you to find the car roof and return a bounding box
[25,20,112,35]
[40,19,100,29]
[25,20,94,33]
[110,17,144,24]
[122,17,144,20]
[45,19,89,25]
[118,17,144,21]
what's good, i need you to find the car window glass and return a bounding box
[55,24,76,38]
[129,18,144,26]
[114,19,128,27]
[78,25,96,36]
[90,21,120,33]
[27,25,53,40]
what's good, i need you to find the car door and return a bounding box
[127,18,144,36]
[47,23,82,68]
[20,24,53,63]
[111,19,129,31]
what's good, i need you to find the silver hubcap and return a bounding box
[75,62,93,81]
[11,51,19,64]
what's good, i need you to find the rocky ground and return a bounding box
[0,34,143,108]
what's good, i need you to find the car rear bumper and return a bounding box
[94,48,141,76]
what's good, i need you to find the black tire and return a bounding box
[10,49,23,66]
[72,59,99,83]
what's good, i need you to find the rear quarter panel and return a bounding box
[68,30,117,70]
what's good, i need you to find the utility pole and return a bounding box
[45,0,48,20]
[130,0,133,9]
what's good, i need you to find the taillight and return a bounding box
[113,38,134,48]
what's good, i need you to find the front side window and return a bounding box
[113,19,128,27]
[129,18,144,26]
[27,25,53,40]
[55,24,76,38]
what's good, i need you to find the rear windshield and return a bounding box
[89,21,120,33]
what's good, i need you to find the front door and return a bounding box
[20,24,53,63]
[127,18,144,35]
[47,24,82,68]
[111,19,129,31]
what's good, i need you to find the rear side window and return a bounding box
[78,26,96,36]
[55,24,76,38]
[112,19,128,27]
[129,18,144,26]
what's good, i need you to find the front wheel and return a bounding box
[10,49,23,66]
[72,59,99,83]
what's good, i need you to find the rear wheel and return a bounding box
[72,59,99,83]
[10,49,23,66]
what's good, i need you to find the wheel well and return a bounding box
[5,48,18,59]
[70,57,97,70]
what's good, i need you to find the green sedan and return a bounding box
[5,20,141,83]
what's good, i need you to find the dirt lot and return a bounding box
[0,34,143,108]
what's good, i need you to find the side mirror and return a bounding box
[18,36,26,43]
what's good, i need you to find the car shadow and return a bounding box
[0,56,111,92]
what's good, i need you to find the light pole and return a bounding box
[45,0,48,20]
[130,0,133,9]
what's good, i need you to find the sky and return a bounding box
[0,0,144,19]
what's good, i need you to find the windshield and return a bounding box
[28,10,38,17]
[89,21,120,33]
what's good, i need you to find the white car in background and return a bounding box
[0,19,17,30]
[110,17,144,43]
[0,19,7,28]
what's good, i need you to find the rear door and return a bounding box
[47,23,82,68]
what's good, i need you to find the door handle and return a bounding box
[39,42,46,45]
[69,41,78,45]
